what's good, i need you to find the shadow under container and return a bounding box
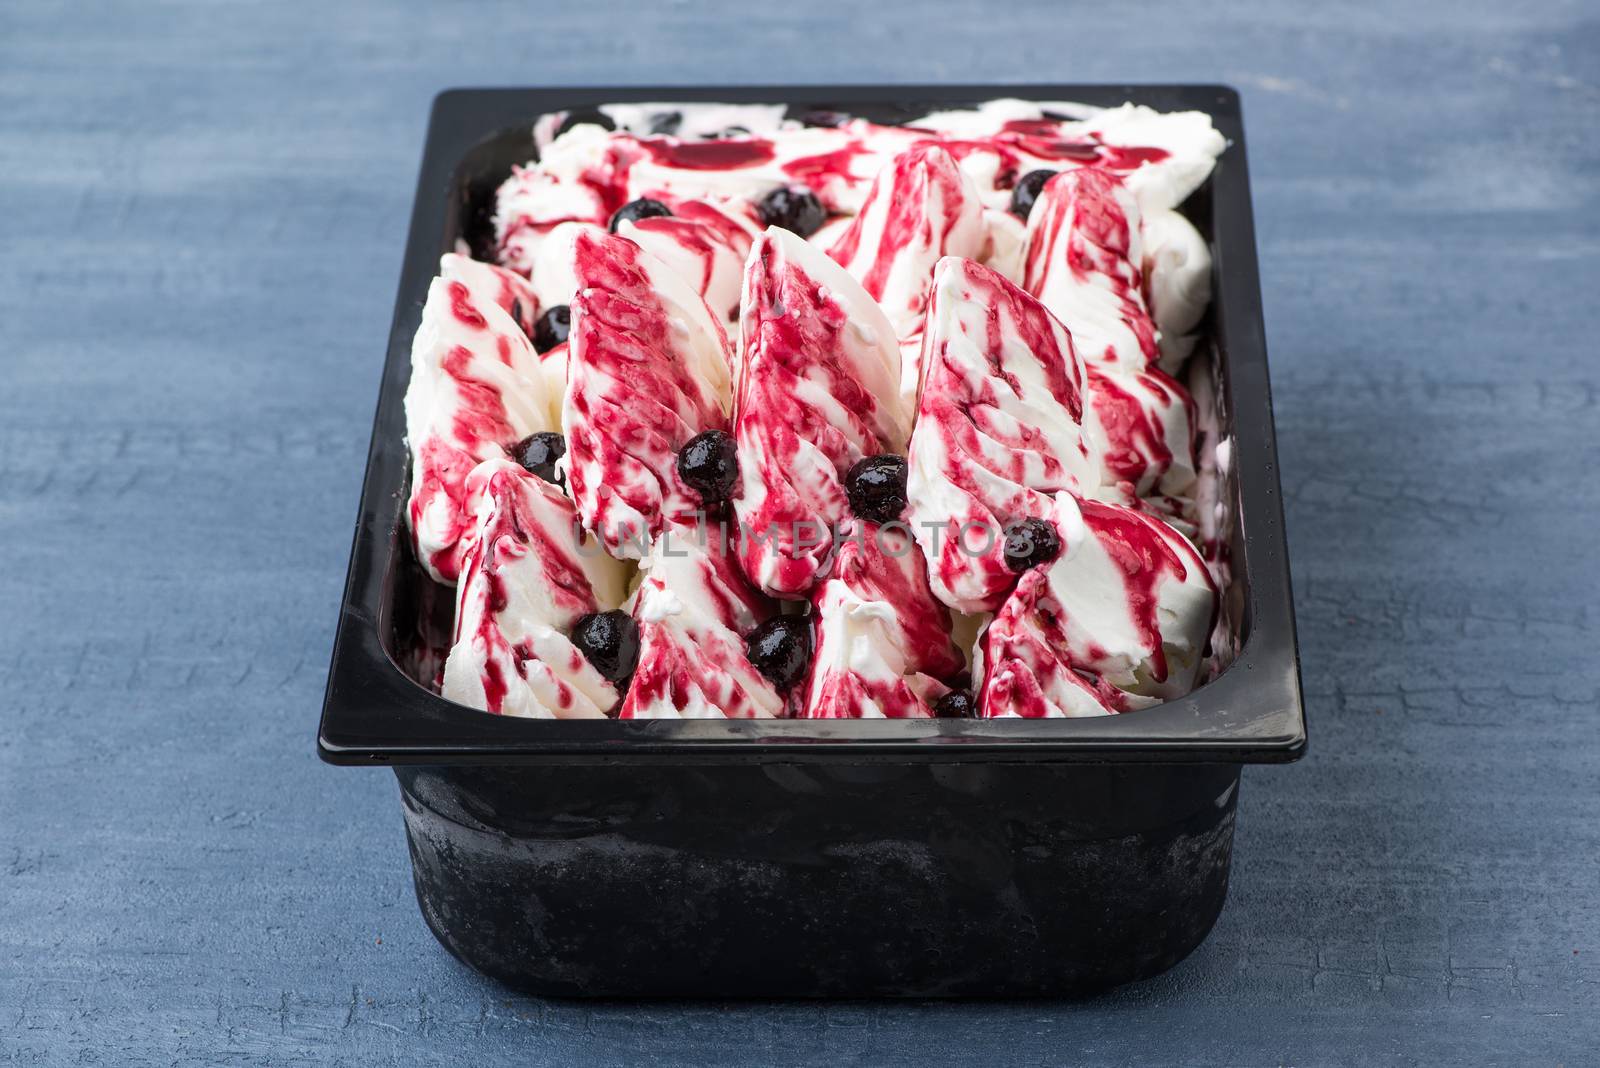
[320,84,1305,998]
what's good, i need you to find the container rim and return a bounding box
[318,84,1305,767]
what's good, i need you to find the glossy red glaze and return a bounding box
[638,136,776,170]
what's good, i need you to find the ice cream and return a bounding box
[1022,168,1158,375]
[617,193,761,332]
[440,251,540,338]
[1083,364,1198,506]
[401,98,1233,722]
[911,99,1227,215]
[563,228,733,558]
[826,144,987,405]
[495,100,1225,276]
[1075,104,1226,213]
[977,492,1216,717]
[1141,208,1213,371]
[732,226,910,597]
[620,521,785,719]
[799,522,964,719]
[403,256,553,584]
[979,208,1028,283]
[1020,168,1203,523]
[440,458,630,718]
[904,256,1096,614]
[494,124,626,275]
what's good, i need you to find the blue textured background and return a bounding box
[3,1,1597,1064]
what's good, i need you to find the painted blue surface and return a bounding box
[2,1,1597,1064]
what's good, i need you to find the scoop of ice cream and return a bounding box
[440,252,540,339]
[1022,168,1158,375]
[904,256,1096,614]
[827,144,987,405]
[403,264,554,583]
[619,521,784,719]
[494,124,627,274]
[799,522,964,719]
[732,226,909,597]
[1076,104,1227,213]
[564,229,733,559]
[618,194,760,332]
[976,492,1216,717]
[1141,208,1212,373]
[1083,364,1198,505]
[439,250,564,427]
[441,458,631,718]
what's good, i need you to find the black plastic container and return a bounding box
[319,85,1304,998]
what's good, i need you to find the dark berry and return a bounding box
[609,198,673,233]
[720,125,751,137]
[795,109,848,129]
[509,299,526,329]
[560,110,615,135]
[1009,169,1057,220]
[676,429,739,506]
[932,690,977,719]
[646,110,683,136]
[511,431,566,486]
[571,610,640,687]
[845,454,908,524]
[756,187,826,239]
[746,616,811,690]
[532,304,570,353]
[1003,518,1062,572]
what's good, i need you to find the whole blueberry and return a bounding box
[1009,169,1057,220]
[646,110,683,136]
[676,429,739,506]
[571,610,640,687]
[560,110,615,135]
[511,431,566,487]
[845,454,908,524]
[932,690,977,719]
[609,198,673,233]
[746,616,811,691]
[532,304,570,353]
[756,187,826,239]
[795,109,848,129]
[1002,517,1062,572]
